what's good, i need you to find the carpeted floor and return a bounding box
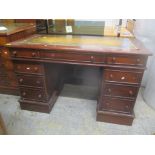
[0,84,155,135]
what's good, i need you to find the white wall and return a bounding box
[134,19,155,109]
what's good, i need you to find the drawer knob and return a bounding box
[107,88,111,93]
[38,94,42,98]
[129,90,133,96]
[106,102,110,106]
[19,78,23,83]
[26,67,30,70]
[34,67,38,71]
[32,52,36,57]
[125,105,129,110]
[121,76,125,80]
[22,92,26,96]
[137,58,141,63]
[110,74,113,78]
[91,56,94,62]
[13,51,17,56]
[51,53,55,57]
[112,57,116,62]
[36,80,41,84]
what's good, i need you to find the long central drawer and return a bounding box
[40,51,106,63]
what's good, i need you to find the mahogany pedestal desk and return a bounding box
[5,34,151,125]
[0,23,36,95]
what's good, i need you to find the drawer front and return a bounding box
[15,63,44,75]
[20,87,47,102]
[104,83,138,98]
[104,69,143,84]
[40,52,92,62]
[100,97,134,114]
[17,75,44,87]
[10,49,39,59]
[107,55,147,66]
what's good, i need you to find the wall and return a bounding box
[134,19,155,109]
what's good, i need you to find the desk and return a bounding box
[5,34,151,125]
[0,23,36,95]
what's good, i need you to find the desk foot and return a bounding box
[19,90,58,113]
[96,106,134,126]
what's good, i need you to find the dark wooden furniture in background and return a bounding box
[0,23,36,95]
[5,34,151,125]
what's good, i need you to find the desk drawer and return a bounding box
[20,87,48,102]
[15,63,44,75]
[17,75,44,87]
[104,83,138,98]
[104,69,143,84]
[40,51,92,62]
[107,55,147,66]
[100,97,134,114]
[10,49,39,59]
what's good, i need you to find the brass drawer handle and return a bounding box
[137,58,141,63]
[112,57,116,62]
[36,80,41,84]
[13,51,17,56]
[34,67,38,71]
[91,56,94,62]
[32,52,37,57]
[26,67,31,70]
[109,74,113,79]
[107,88,111,93]
[121,76,125,80]
[19,78,23,83]
[129,90,133,96]
[38,94,42,98]
[125,105,129,110]
[106,102,110,106]
[22,92,26,96]
[51,53,55,57]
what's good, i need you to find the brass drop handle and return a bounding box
[36,80,41,84]
[91,56,94,62]
[13,51,17,56]
[38,94,42,98]
[112,57,116,62]
[121,76,125,80]
[32,52,36,57]
[137,58,141,63]
[26,67,31,70]
[125,105,129,110]
[51,53,55,57]
[19,78,23,83]
[108,88,111,93]
[34,67,38,72]
[22,92,26,96]
[110,74,113,78]
[129,90,133,96]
